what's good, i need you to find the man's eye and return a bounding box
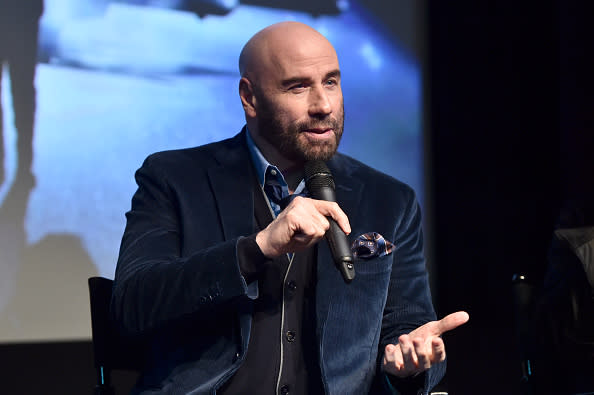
[325,79,338,86]
[290,84,306,90]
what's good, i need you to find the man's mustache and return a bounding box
[297,118,342,132]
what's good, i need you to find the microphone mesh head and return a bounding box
[304,160,335,190]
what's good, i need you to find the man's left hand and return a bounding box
[382,311,469,378]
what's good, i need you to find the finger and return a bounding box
[296,214,327,238]
[312,200,351,235]
[431,337,446,363]
[435,311,470,335]
[393,347,404,371]
[287,206,327,238]
[288,198,331,236]
[383,344,395,365]
[291,228,318,244]
[385,343,404,371]
[311,211,331,235]
[398,335,418,371]
[413,337,431,370]
[383,344,405,377]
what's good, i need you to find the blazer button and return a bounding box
[285,330,296,342]
[280,384,289,394]
[286,280,297,291]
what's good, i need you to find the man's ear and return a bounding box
[239,77,257,118]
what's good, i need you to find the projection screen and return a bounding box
[0,0,424,342]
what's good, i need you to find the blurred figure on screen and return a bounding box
[0,0,43,185]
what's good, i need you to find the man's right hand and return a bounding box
[255,196,351,258]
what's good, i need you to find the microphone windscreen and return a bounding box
[304,160,335,191]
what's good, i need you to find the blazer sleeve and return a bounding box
[379,189,446,393]
[111,154,254,336]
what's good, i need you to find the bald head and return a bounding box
[239,22,338,82]
[237,22,344,170]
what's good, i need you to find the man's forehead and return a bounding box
[263,37,339,78]
[240,22,339,78]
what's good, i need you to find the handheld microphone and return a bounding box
[304,160,355,283]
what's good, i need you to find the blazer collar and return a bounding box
[207,128,255,240]
[326,154,363,217]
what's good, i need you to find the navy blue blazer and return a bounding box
[112,130,444,394]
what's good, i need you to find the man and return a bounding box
[0,0,43,185]
[112,22,468,394]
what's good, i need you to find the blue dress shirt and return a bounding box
[245,128,306,218]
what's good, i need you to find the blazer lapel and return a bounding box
[207,130,255,240]
[315,155,364,363]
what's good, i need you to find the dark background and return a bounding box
[1,0,593,394]
[429,0,593,394]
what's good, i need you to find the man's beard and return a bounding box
[255,95,344,163]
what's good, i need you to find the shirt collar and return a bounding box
[245,127,306,195]
[246,127,283,188]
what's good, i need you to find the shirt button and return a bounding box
[286,330,296,342]
[270,168,277,176]
[286,280,297,291]
[280,384,290,394]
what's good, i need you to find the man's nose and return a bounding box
[308,85,332,116]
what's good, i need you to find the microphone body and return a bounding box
[304,161,355,283]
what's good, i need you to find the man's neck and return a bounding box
[283,168,304,194]
[247,127,305,187]
[258,143,299,175]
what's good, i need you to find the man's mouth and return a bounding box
[301,128,334,140]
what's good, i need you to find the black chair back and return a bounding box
[88,277,144,395]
